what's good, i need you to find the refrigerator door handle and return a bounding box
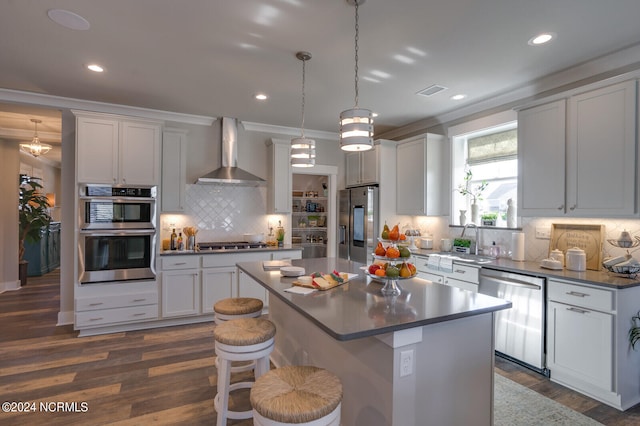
[339,225,347,245]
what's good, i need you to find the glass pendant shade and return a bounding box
[291,137,316,167]
[339,107,374,151]
[20,119,52,157]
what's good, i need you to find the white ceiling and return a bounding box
[2,0,640,152]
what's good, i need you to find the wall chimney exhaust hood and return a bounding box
[196,117,266,185]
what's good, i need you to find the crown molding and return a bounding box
[242,121,338,141]
[0,88,215,126]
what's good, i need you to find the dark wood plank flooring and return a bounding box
[1,270,640,425]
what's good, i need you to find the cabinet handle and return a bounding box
[566,291,589,297]
[132,298,147,302]
[89,302,104,306]
[557,204,564,210]
[569,204,576,211]
[174,262,187,265]
[454,269,466,274]
[89,317,104,321]
[567,307,589,314]
[133,313,147,317]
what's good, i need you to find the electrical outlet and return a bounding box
[535,227,551,239]
[400,350,413,377]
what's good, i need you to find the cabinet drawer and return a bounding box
[548,280,614,312]
[75,304,158,327]
[418,271,443,284]
[202,252,270,268]
[76,291,158,311]
[448,264,479,284]
[413,255,431,273]
[161,256,199,270]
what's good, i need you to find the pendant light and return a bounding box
[291,51,316,167]
[20,119,52,157]
[340,0,374,152]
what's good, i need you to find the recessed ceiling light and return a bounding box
[47,9,90,30]
[87,64,104,73]
[255,93,268,100]
[528,32,555,46]
[451,94,466,101]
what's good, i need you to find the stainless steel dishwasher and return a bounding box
[479,268,548,375]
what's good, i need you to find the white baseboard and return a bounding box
[57,310,74,326]
[0,280,21,293]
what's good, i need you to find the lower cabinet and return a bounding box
[162,268,200,317]
[201,267,236,314]
[414,255,479,292]
[238,269,268,303]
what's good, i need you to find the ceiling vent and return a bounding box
[416,85,448,97]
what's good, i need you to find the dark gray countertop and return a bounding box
[237,257,511,341]
[412,249,640,289]
[159,245,301,256]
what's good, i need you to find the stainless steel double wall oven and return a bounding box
[78,185,157,284]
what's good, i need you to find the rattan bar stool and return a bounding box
[213,317,275,426]
[250,365,343,426]
[213,297,263,325]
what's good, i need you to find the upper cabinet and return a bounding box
[519,80,638,217]
[346,147,379,187]
[161,128,188,212]
[75,111,162,186]
[266,139,292,214]
[396,134,448,216]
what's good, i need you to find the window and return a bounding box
[452,121,517,227]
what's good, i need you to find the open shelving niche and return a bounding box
[292,176,328,258]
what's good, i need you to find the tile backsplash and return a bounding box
[160,184,277,243]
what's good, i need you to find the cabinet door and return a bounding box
[120,120,161,186]
[201,267,236,313]
[238,269,267,308]
[267,141,291,213]
[345,152,361,187]
[161,129,187,212]
[397,139,426,215]
[518,100,566,216]
[77,116,119,184]
[359,148,379,185]
[567,80,637,216]
[162,270,200,317]
[547,300,613,391]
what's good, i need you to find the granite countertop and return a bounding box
[159,245,301,256]
[411,249,640,289]
[236,257,511,341]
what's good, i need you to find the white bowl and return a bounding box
[243,233,264,243]
[280,266,305,277]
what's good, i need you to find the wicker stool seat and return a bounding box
[213,297,263,324]
[250,365,343,426]
[214,317,275,426]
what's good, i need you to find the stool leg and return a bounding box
[216,357,231,426]
[254,352,270,379]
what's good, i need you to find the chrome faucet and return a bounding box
[461,223,479,255]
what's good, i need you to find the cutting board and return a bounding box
[293,273,357,291]
[549,223,604,271]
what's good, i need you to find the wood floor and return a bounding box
[2,270,640,425]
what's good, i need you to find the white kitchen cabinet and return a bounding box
[201,266,236,313]
[346,146,379,187]
[546,278,618,405]
[162,268,200,318]
[75,111,162,186]
[414,254,479,292]
[519,80,637,217]
[266,139,292,214]
[238,269,268,305]
[396,135,447,216]
[161,128,187,212]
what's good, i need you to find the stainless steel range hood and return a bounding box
[196,117,266,185]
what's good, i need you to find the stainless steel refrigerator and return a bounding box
[338,186,379,264]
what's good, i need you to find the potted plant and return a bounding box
[457,169,488,224]
[18,176,51,285]
[630,311,640,350]
[481,212,498,226]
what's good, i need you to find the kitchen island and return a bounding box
[237,257,511,426]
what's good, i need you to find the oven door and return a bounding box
[80,198,155,230]
[79,229,156,284]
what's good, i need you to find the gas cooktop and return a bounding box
[198,241,267,251]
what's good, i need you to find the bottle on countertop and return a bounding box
[170,228,177,250]
[177,232,184,251]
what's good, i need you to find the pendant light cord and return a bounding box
[354,0,360,107]
[301,57,306,138]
